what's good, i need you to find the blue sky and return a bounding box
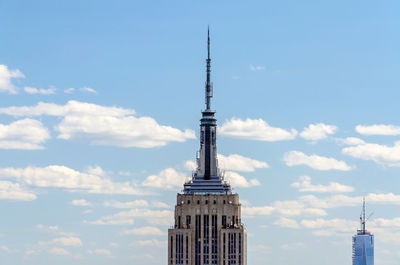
[1,0,400,264]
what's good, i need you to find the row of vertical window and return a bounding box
[177,214,238,229]
[185,199,230,205]
[170,234,189,265]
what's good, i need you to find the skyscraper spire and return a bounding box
[182,28,231,194]
[205,26,213,111]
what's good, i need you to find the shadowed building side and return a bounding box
[168,29,247,265]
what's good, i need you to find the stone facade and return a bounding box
[168,194,246,265]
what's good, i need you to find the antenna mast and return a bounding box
[205,26,213,110]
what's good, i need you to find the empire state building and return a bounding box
[168,30,247,265]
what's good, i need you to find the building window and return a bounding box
[176,233,184,265]
[186,215,191,229]
[197,200,200,205]
[222,215,227,229]
[239,233,242,265]
[170,236,173,265]
[203,215,209,265]
[206,200,208,205]
[223,233,226,265]
[213,200,216,205]
[186,235,189,265]
[187,200,190,204]
[195,215,201,265]
[211,215,218,265]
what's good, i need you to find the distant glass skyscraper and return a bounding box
[352,198,374,265]
[168,29,247,265]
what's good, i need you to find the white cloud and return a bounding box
[136,239,166,248]
[64,88,75,94]
[0,64,24,94]
[89,208,173,226]
[104,200,149,208]
[49,247,69,255]
[142,168,188,190]
[0,165,146,195]
[24,86,56,95]
[373,218,400,228]
[300,218,357,234]
[280,242,306,249]
[242,200,326,218]
[224,171,260,188]
[0,119,50,150]
[274,217,299,229]
[337,137,365,146]
[342,141,400,167]
[0,100,195,148]
[300,123,337,141]
[36,224,60,232]
[0,181,36,201]
[122,226,165,236]
[284,151,353,171]
[356,124,400,136]
[88,249,111,256]
[249,65,265,71]
[80,87,97,93]
[184,160,197,171]
[0,245,12,253]
[218,154,269,172]
[104,200,169,209]
[52,237,83,247]
[242,206,275,217]
[71,199,92,207]
[300,193,400,209]
[219,118,297,142]
[291,176,354,193]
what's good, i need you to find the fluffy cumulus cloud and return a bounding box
[223,171,260,188]
[104,200,169,209]
[49,247,69,255]
[0,100,195,148]
[71,199,92,207]
[142,168,188,190]
[88,249,112,256]
[0,64,24,94]
[0,119,50,150]
[136,239,166,248]
[0,181,36,201]
[274,217,300,229]
[0,165,146,195]
[80,87,97,93]
[337,137,366,146]
[88,208,173,226]
[219,118,297,142]
[300,123,337,141]
[300,193,400,209]
[52,237,83,247]
[217,154,269,172]
[291,176,354,193]
[122,226,165,236]
[283,151,353,171]
[24,86,56,95]
[242,200,326,218]
[356,124,400,136]
[342,141,400,167]
[300,218,357,234]
[249,64,265,71]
